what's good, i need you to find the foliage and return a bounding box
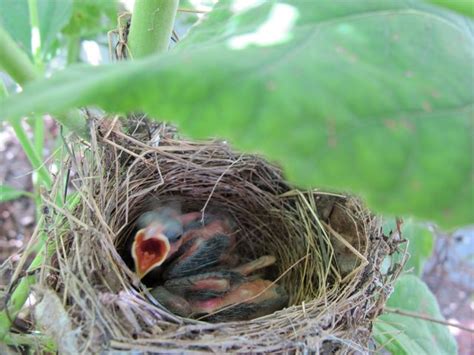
[374,274,457,354]
[0,0,73,60]
[62,0,117,39]
[1,0,473,228]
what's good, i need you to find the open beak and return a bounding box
[131,227,171,279]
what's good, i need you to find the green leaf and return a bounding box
[1,0,473,227]
[62,0,117,39]
[0,0,31,56]
[0,185,31,202]
[37,0,73,58]
[374,275,457,354]
[427,0,474,18]
[383,218,434,276]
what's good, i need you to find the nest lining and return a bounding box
[26,115,402,353]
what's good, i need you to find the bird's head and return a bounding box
[131,223,172,279]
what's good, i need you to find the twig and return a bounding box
[385,307,474,332]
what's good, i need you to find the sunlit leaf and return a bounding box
[374,275,457,354]
[1,0,473,227]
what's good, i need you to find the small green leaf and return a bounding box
[62,0,117,39]
[384,218,434,276]
[0,185,31,202]
[0,0,31,56]
[38,0,73,58]
[1,0,473,227]
[374,275,457,354]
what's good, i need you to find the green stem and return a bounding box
[66,35,81,65]
[0,26,39,85]
[0,78,7,98]
[0,26,88,138]
[128,0,179,58]
[27,0,44,70]
[27,0,45,170]
[11,121,52,188]
[1,78,52,188]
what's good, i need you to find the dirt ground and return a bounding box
[0,121,472,353]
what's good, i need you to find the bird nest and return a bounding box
[19,114,403,353]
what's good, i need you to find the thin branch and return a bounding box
[385,307,474,333]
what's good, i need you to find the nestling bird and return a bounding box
[231,255,276,276]
[163,255,276,300]
[190,278,288,322]
[150,255,283,320]
[131,207,202,279]
[162,215,237,280]
[163,270,245,300]
[150,286,192,317]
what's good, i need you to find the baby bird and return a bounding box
[191,279,288,322]
[164,270,245,301]
[131,207,201,279]
[150,255,284,321]
[162,214,237,280]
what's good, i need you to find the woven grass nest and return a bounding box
[32,114,402,353]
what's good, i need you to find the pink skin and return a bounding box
[190,279,277,314]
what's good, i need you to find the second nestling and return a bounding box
[129,205,288,321]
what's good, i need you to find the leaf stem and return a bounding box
[27,0,44,69]
[66,35,81,64]
[128,0,179,58]
[1,78,52,188]
[0,26,39,85]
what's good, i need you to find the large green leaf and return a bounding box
[374,275,457,354]
[0,0,31,56]
[383,218,434,276]
[1,0,473,227]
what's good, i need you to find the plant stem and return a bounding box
[0,26,89,138]
[128,0,179,58]
[27,0,46,169]
[66,35,81,65]
[0,26,39,85]
[10,121,52,188]
[27,0,44,70]
[1,78,52,188]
